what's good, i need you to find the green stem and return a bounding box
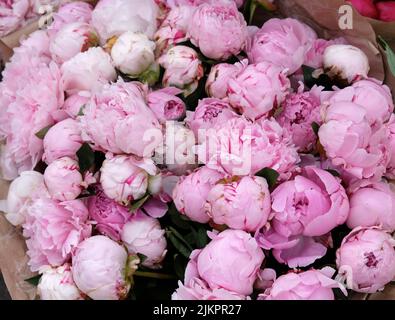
[133,271,177,280]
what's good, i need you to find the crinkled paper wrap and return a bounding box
[0,0,395,300]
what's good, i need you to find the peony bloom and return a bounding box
[154,5,194,55]
[191,230,264,295]
[48,1,93,34]
[0,0,34,37]
[349,0,378,19]
[318,101,390,181]
[87,185,131,241]
[50,22,99,64]
[247,18,317,74]
[100,155,157,205]
[197,117,299,178]
[173,166,224,223]
[72,235,132,300]
[44,157,83,201]
[121,211,167,269]
[323,44,370,84]
[260,267,346,300]
[23,198,92,272]
[38,264,84,300]
[377,1,395,22]
[276,85,323,152]
[92,0,159,44]
[256,166,349,268]
[327,79,394,126]
[185,98,238,137]
[304,37,348,69]
[205,60,247,99]
[147,87,186,123]
[80,79,162,157]
[387,115,395,179]
[111,32,156,77]
[346,180,395,232]
[336,227,395,293]
[226,62,291,120]
[0,171,47,226]
[206,176,271,232]
[61,47,117,95]
[158,45,204,96]
[43,119,83,164]
[61,92,90,119]
[188,1,247,60]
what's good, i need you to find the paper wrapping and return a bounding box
[0,0,395,300]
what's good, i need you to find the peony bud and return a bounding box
[147,87,186,123]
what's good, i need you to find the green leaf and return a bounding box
[77,143,95,173]
[191,226,209,249]
[138,62,160,86]
[25,275,41,287]
[166,226,193,259]
[137,253,147,264]
[168,204,191,230]
[77,105,86,116]
[311,122,320,136]
[35,125,53,139]
[173,254,188,280]
[378,36,395,77]
[248,1,257,24]
[255,167,280,189]
[129,194,150,212]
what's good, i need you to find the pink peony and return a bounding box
[38,264,84,300]
[327,79,394,126]
[44,157,83,201]
[72,235,132,300]
[173,166,224,223]
[188,1,247,60]
[350,0,379,19]
[81,79,162,157]
[92,0,159,44]
[0,0,34,37]
[87,185,132,241]
[121,211,167,269]
[191,230,264,295]
[205,60,247,99]
[387,115,395,179]
[147,87,186,123]
[61,92,90,119]
[100,154,157,205]
[226,62,291,120]
[185,98,237,137]
[158,45,204,96]
[23,198,91,272]
[61,47,117,95]
[336,227,395,293]
[260,267,346,300]
[206,176,271,232]
[197,117,299,178]
[346,180,395,232]
[276,85,323,152]
[49,22,99,64]
[304,37,348,69]
[377,1,395,22]
[43,119,83,164]
[247,18,317,74]
[318,101,390,181]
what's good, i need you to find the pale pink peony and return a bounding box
[121,211,167,269]
[185,98,238,137]
[226,62,291,120]
[147,87,186,123]
[43,118,83,164]
[188,1,247,60]
[304,37,348,69]
[80,79,162,157]
[61,47,117,95]
[92,0,159,44]
[346,180,395,232]
[158,45,204,96]
[336,227,395,293]
[38,264,84,300]
[197,117,300,178]
[23,198,91,272]
[259,267,347,300]
[173,166,224,223]
[87,185,132,241]
[61,92,90,119]
[100,154,157,205]
[0,0,34,37]
[50,22,99,64]
[247,18,317,74]
[276,85,323,152]
[318,101,390,181]
[387,115,395,179]
[205,176,271,232]
[72,235,132,300]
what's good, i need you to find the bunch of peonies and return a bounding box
[350,0,395,22]
[0,0,395,301]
